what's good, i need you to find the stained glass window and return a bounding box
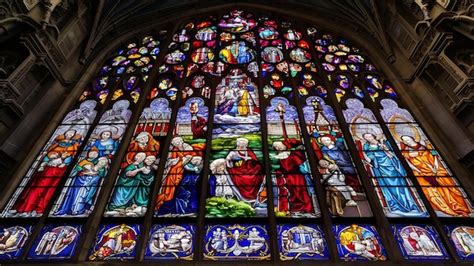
[0,9,472,263]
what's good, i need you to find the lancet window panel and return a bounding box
[0,9,472,264]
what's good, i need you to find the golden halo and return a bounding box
[388,116,421,143]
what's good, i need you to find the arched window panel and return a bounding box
[277,224,329,260]
[208,68,267,218]
[0,225,33,260]
[298,72,373,218]
[88,223,140,261]
[203,224,271,260]
[49,75,148,218]
[27,224,82,260]
[266,97,320,218]
[392,224,449,261]
[104,74,178,218]
[369,75,474,218]
[1,33,166,219]
[260,27,320,218]
[152,18,216,220]
[444,225,474,261]
[333,224,387,261]
[306,28,436,219]
[321,70,427,218]
[342,98,428,218]
[154,96,209,217]
[307,25,473,219]
[0,79,110,218]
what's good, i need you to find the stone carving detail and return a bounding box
[414,0,434,20]
[410,28,436,65]
[438,53,465,83]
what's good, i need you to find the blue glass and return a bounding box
[28,224,82,260]
[145,224,195,260]
[392,224,449,261]
[333,224,387,261]
[0,225,32,260]
[444,225,474,260]
[88,224,140,261]
[203,224,270,260]
[277,224,329,260]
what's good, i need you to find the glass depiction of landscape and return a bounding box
[0,9,472,263]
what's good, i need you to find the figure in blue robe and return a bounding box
[54,155,108,216]
[87,130,119,157]
[237,42,251,64]
[216,89,238,116]
[156,157,202,216]
[362,135,422,215]
[312,131,359,190]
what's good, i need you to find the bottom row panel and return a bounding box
[0,223,472,261]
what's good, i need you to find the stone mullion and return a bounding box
[356,68,461,262]
[195,74,218,261]
[254,15,279,262]
[195,11,226,261]
[74,26,176,262]
[299,24,405,262]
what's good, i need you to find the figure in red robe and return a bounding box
[189,101,207,139]
[10,130,81,216]
[12,151,70,215]
[225,138,264,201]
[89,224,137,261]
[272,138,314,214]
